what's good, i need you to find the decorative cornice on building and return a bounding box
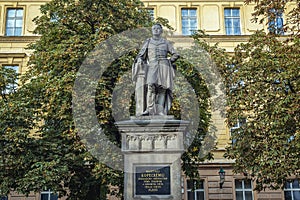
[169,34,251,43]
[0,36,40,43]
[0,53,26,58]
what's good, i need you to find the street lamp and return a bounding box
[219,167,225,189]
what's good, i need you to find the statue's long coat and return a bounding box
[132,37,179,113]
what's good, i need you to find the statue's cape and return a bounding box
[132,38,150,82]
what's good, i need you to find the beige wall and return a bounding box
[183,165,284,200]
[0,1,48,73]
[143,1,264,35]
[144,1,295,36]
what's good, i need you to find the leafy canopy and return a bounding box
[0,0,151,199]
[0,0,220,199]
[245,0,300,35]
[224,31,300,191]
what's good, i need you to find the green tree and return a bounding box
[0,0,228,199]
[223,0,300,191]
[224,31,300,190]
[0,0,151,199]
[245,0,300,35]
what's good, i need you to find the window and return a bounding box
[230,118,246,144]
[224,8,241,35]
[235,179,253,200]
[0,196,8,200]
[41,190,58,200]
[5,8,23,36]
[1,65,19,94]
[50,12,59,22]
[146,8,155,21]
[181,8,198,35]
[268,9,284,35]
[187,179,205,200]
[284,179,300,200]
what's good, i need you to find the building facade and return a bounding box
[0,0,299,199]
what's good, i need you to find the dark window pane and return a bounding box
[285,182,292,189]
[198,181,204,189]
[41,194,49,200]
[196,191,205,200]
[235,180,243,189]
[236,191,243,200]
[188,191,195,200]
[187,180,194,189]
[284,191,292,200]
[244,179,252,189]
[245,191,253,200]
[50,194,58,200]
[292,180,300,189]
[293,191,300,200]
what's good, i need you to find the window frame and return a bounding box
[0,196,8,200]
[5,7,24,36]
[186,179,205,200]
[1,65,19,94]
[40,190,58,200]
[284,179,300,200]
[234,179,254,200]
[181,7,198,36]
[230,118,246,145]
[146,7,155,21]
[224,7,242,35]
[268,9,284,35]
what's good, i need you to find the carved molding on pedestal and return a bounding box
[125,133,179,151]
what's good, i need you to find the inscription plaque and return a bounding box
[135,166,171,196]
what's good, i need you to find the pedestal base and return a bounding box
[116,117,189,200]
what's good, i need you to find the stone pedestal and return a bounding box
[116,116,189,200]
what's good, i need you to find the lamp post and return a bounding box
[219,167,225,189]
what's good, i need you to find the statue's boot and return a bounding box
[141,110,149,116]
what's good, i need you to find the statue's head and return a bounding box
[152,23,163,37]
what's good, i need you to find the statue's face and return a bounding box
[152,25,162,37]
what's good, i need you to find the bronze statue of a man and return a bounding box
[132,24,180,116]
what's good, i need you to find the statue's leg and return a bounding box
[157,87,166,115]
[141,84,156,115]
[147,84,156,115]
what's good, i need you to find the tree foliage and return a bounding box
[179,32,230,179]
[222,0,300,191]
[0,0,220,199]
[0,0,151,199]
[245,0,300,35]
[224,31,300,190]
